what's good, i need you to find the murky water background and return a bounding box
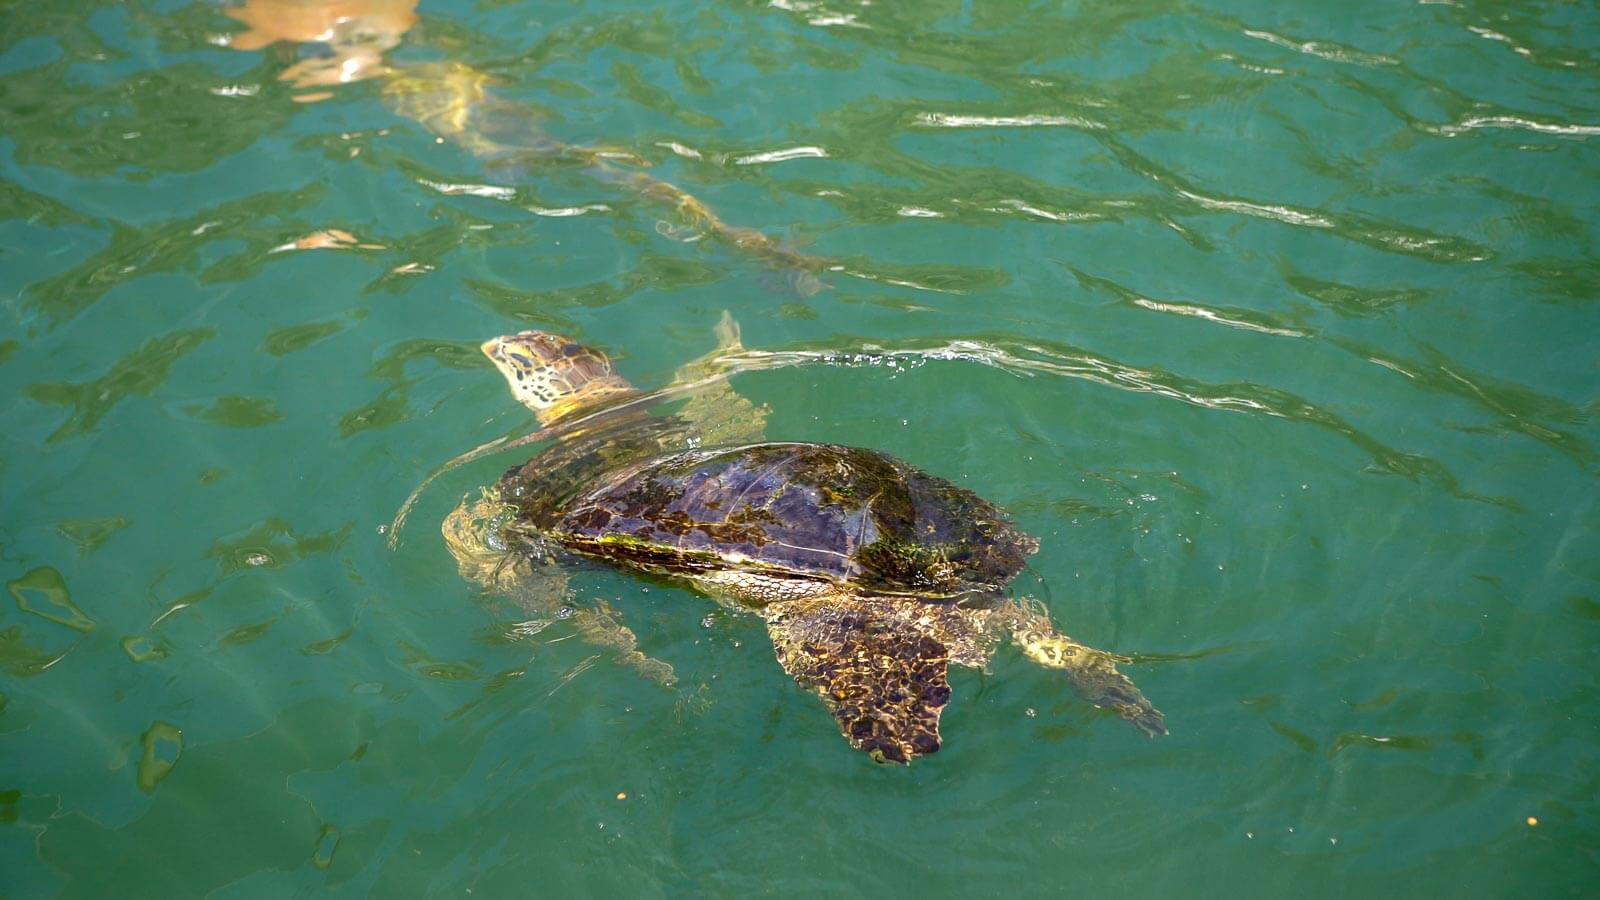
[3,0,1598,895]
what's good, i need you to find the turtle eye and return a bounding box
[509,352,534,367]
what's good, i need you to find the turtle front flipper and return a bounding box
[762,595,954,763]
[568,598,677,687]
[671,311,770,446]
[1006,598,1166,737]
[443,490,676,686]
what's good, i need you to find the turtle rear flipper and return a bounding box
[1008,598,1165,737]
[763,595,953,763]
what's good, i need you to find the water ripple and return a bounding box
[913,112,1106,130]
[732,145,830,165]
[1426,114,1600,138]
[1240,28,1399,67]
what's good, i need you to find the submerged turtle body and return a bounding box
[535,442,1037,597]
[448,327,1165,763]
[376,59,827,290]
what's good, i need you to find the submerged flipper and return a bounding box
[570,598,677,687]
[1007,598,1165,736]
[442,490,676,686]
[762,596,960,763]
[672,311,770,446]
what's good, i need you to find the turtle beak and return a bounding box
[480,337,503,360]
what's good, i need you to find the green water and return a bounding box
[3,0,1598,894]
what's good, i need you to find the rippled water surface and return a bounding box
[3,0,1598,895]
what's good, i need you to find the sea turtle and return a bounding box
[443,327,1165,762]
[223,4,831,290]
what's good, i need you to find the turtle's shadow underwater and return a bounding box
[441,320,1165,763]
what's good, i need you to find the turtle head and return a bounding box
[482,330,635,425]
